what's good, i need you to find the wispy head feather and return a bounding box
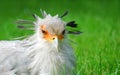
[16,10,82,35]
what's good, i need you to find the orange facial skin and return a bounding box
[40,25,64,42]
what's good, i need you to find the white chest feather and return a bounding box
[0,36,75,75]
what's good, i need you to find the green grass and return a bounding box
[0,0,120,75]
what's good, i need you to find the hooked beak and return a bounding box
[52,37,59,50]
[41,25,64,50]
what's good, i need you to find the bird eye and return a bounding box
[42,30,46,34]
[62,30,65,35]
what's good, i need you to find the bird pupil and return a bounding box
[42,30,46,33]
[53,38,55,40]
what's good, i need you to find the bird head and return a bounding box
[33,12,67,50]
[17,11,81,51]
[34,14,65,42]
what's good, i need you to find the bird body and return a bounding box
[0,11,76,75]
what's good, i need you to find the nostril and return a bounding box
[53,38,55,40]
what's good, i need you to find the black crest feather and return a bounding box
[66,21,77,28]
[66,21,82,35]
[67,30,83,35]
[60,11,68,18]
[16,19,34,30]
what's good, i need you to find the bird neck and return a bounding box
[22,34,74,75]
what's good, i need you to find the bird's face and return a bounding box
[40,25,65,42]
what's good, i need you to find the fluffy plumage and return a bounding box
[0,11,76,75]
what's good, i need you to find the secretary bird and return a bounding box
[0,11,81,75]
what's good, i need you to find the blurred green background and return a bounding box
[0,0,120,75]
